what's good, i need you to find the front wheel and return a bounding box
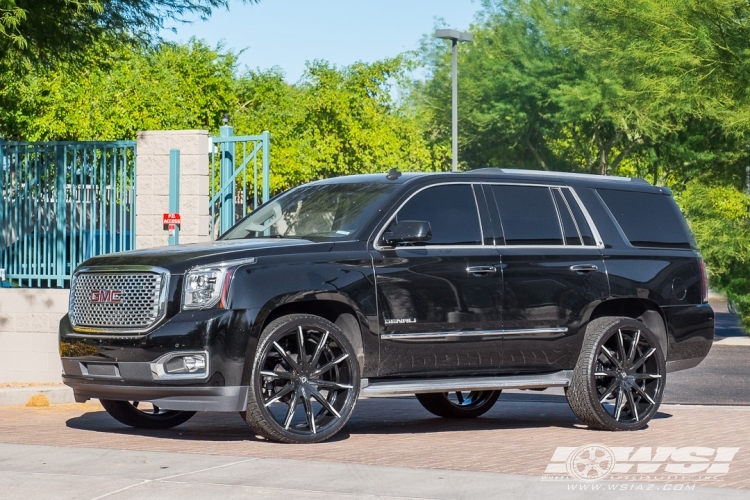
[566,316,666,431]
[99,400,195,429]
[244,314,360,443]
[416,390,500,418]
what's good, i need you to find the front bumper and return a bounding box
[63,377,248,411]
[59,307,262,412]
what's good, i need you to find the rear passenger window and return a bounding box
[562,189,596,245]
[394,184,482,246]
[491,185,563,245]
[552,189,582,245]
[598,189,695,249]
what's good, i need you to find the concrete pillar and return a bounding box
[135,130,211,248]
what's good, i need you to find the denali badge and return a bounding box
[384,318,417,325]
[89,289,122,304]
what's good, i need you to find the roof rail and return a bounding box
[469,168,643,183]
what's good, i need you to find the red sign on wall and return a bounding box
[163,213,181,225]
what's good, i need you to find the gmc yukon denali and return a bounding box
[59,169,713,443]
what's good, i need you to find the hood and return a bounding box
[78,238,333,274]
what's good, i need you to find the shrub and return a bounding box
[676,182,750,329]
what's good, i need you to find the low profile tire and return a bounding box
[99,400,196,430]
[566,316,666,431]
[244,314,360,444]
[416,390,500,418]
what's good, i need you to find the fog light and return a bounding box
[151,351,209,380]
[165,354,206,374]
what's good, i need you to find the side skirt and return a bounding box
[359,370,573,398]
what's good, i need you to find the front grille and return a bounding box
[70,270,168,333]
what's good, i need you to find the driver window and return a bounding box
[392,184,482,246]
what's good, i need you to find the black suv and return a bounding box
[60,169,713,443]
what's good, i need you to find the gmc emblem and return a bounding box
[90,289,122,304]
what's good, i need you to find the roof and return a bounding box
[309,168,662,192]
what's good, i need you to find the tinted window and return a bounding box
[393,185,481,246]
[552,189,582,245]
[562,189,596,245]
[597,189,695,248]
[492,185,563,245]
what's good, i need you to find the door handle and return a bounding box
[570,264,598,273]
[466,266,497,274]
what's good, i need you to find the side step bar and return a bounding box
[359,370,573,398]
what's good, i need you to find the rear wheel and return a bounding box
[566,316,666,431]
[416,390,500,418]
[99,400,195,429]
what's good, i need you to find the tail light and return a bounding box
[698,257,708,303]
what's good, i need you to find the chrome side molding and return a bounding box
[381,327,568,341]
[359,370,573,398]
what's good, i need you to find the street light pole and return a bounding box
[435,29,473,172]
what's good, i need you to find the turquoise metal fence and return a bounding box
[0,140,136,287]
[209,126,270,238]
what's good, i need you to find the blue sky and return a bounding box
[161,0,479,82]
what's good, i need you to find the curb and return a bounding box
[0,386,75,407]
[714,337,750,346]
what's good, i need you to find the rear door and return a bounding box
[370,183,504,377]
[487,183,610,372]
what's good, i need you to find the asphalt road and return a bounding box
[714,311,748,339]
[664,344,750,405]
[663,311,750,405]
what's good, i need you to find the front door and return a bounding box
[371,183,504,377]
[486,183,610,373]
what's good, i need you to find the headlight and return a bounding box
[183,266,227,309]
[182,258,257,310]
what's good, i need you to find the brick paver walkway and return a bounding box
[0,396,748,489]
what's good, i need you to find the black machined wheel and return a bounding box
[244,314,360,443]
[99,399,196,429]
[567,316,666,431]
[416,390,500,418]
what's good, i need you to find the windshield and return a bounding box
[222,182,397,241]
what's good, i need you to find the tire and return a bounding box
[99,400,196,429]
[416,390,500,418]
[244,314,360,443]
[566,316,666,431]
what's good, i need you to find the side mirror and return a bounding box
[383,220,432,245]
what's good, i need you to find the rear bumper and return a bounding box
[63,377,248,412]
[664,303,714,373]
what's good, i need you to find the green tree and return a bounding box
[233,58,447,192]
[553,0,750,187]
[1,40,445,193]
[0,0,257,66]
[416,0,650,174]
[416,0,750,187]
[677,182,750,328]
[1,39,238,140]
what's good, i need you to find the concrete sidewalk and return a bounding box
[0,443,745,500]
